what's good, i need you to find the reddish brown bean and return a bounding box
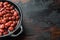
[5,14,12,17]
[0,8,5,12]
[2,19,6,23]
[12,16,16,20]
[11,10,15,13]
[10,6,14,9]
[5,21,13,28]
[7,4,11,7]
[0,24,5,29]
[6,10,10,13]
[13,11,18,16]
[0,12,3,16]
[16,16,19,20]
[2,11,6,15]
[10,23,15,27]
[5,22,11,27]
[3,31,8,35]
[0,20,2,23]
[4,2,8,5]
[8,27,14,31]
[0,29,4,33]
[13,21,17,25]
[4,5,7,8]
[9,17,12,20]
[3,17,9,21]
[0,2,3,8]
[5,25,9,28]
[8,21,13,24]
[6,7,10,10]
[0,2,3,4]
[0,32,2,36]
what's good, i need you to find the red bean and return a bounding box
[9,17,12,20]
[6,10,10,13]
[0,2,3,8]
[3,15,6,18]
[0,29,4,33]
[0,20,2,23]
[5,22,10,27]
[4,2,8,5]
[12,16,16,20]
[11,10,15,13]
[13,21,16,25]
[2,11,6,15]
[3,31,8,35]
[0,2,3,5]
[8,21,13,24]
[5,14,12,17]
[0,32,2,36]
[0,12,3,16]
[0,8,5,12]
[6,7,10,10]
[3,17,9,21]
[5,25,9,28]
[0,24,5,29]
[2,19,6,23]
[13,11,18,16]
[16,16,19,20]
[10,23,15,27]
[5,21,13,26]
[7,4,11,7]
[8,27,14,31]
[4,5,7,8]
[10,6,14,9]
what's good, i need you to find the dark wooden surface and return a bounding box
[0,0,60,40]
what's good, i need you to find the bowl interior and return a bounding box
[0,1,21,37]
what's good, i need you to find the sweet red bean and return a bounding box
[2,11,6,15]
[4,2,8,5]
[16,16,19,20]
[10,23,15,27]
[0,29,4,33]
[8,27,14,31]
[13,11,18,16]
[12,16,16,20]
[0,12,3,16]
[3,17,8,21]
[0,2,3,8]
[0,24,5,29]
[10,6,14,9]
[5,22,10,27]
[9,17,12,20]
[2,19,6,23]
[7,4,11,7]
[5,14,12,17]
[0,32,2,36]
[3,31,8,35]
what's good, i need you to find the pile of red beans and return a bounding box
[0,2,19,36]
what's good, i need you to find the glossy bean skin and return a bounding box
[0,32,2,36]
[3,31,8,35]
[8,27,14,31]
[0,24,5,29]
[0,29,4,33]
